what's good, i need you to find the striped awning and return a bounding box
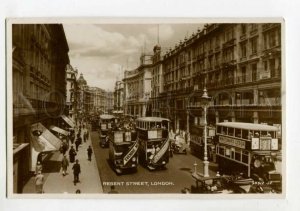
[61,115,75,128]
[31,123,62,152]
[49,125,69,136]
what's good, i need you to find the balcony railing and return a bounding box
[222,38,236,48]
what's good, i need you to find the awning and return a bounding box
[49,125,69,136]
[31,123,62,152]
[61,115,75,128]
[30,123,62,171]
[13,143,29,155]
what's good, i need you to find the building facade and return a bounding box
[89,86,106,115]
[150,44,164,117]
[65,64,78,122]
[105,91,114,114]
[113,80,124,112]
[12,24,69,193]
[123,53,153,117]
[157,23,281,132]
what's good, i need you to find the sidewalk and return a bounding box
[22,125,103,194]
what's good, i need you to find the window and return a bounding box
[250,24,258,32]
[250,38,257,54]
[269,30,277,47]
[252,63,257,81]
[242,151,249,163]
[241,42,247,58]
[264,61,268,71]
[241,24,247,34]
[235,150,241,161]
[235,128,242,138]
[228,127,234,136]
[270,59,276,77]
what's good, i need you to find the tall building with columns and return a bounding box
[123,53,153,117]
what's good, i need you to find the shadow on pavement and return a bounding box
[42,160,61,173]
[179,167,192,172]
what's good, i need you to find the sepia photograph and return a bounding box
[7,19,284,197]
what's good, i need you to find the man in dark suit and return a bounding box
[72,159,81,185]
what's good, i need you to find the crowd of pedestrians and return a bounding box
[34,120,93,193]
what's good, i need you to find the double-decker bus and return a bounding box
[190,125,216,161]
[216,122,282,191]
[136,117,170,170]
[108,129,138,174]
[99,114,115,147]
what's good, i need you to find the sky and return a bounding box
[63,23,204,91]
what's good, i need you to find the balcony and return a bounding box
[197,53,206,60]
[222,38,236,49]
[221,59,236,68]
[250,28,258,36]
[262,23,279,32]
[235,75,251,84]
[215,46,221,52]
[240,34,247,41]
[179,62,186,68]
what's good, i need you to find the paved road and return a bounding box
[90,131,219,193]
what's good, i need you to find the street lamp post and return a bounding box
[200,87,211,177]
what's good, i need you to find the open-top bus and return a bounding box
[216,122,282,192]
[99,114,115,147]
[108,128,138,174]
[136,117,170,170]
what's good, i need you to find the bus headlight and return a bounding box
[254,159,261,168]
[132,157,136,162]
[162,161,166,165]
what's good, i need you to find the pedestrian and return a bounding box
[83,130,87,143]
[75,136,81,152]
[35,161,42,175]
[72,159,81,185]
[35,171,44,193]
[108,185,118,194]
[77,133,82,145]
[61,155,69,176]
[87,145,93,161]
[86,129,89,139]
[69,145,77,163]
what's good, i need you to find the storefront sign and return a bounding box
[219,136,246,149]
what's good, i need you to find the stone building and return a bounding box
[123,53,153,117]
[12,24,69,193]
[65,64,78,122]
[114,80,124,112]
[158,23,281,132]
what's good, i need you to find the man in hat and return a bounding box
[69,145,77,163]
[72,159,81,185]
[61,155,69,176]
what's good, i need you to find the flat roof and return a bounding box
[216,122,278,131]
[136,117,170,122]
